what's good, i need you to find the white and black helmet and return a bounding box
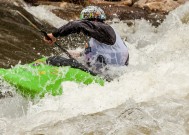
[80,6,106,21]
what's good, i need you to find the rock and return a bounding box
[23,0,186,27]
[34,1,167,26]
[24,0,87,6]
[24,0,187,12]
[134,0,186,12]
[52,8,81,21]
[90,0,133,6]
[0,1,57,68]
[90,4,167,26]
[34,1,82,20]
[63,0,86,5]
[24,0,38,4]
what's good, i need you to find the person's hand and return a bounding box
[43,33,56,45]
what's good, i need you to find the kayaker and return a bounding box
[44,6,129,73]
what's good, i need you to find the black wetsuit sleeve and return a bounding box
[52,20,116,45]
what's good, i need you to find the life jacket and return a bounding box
[84,31,129,69]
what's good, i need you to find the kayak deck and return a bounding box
[0,58,104,98]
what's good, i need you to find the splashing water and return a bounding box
[24,4,68,28]
[1,1,189,135]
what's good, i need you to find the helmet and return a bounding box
[80,6,106,21]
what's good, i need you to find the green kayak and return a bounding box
[0,58,104,99]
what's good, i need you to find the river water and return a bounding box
[0,1,189,135]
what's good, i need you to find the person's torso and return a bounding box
[84,31,129,68]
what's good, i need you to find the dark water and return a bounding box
[0,1,58,68]
[0,1,90,69]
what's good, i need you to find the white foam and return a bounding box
[1,2,189,134]
[24,5,68,28]
[24,0,189,128]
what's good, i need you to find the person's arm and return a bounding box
[52,20,116,45]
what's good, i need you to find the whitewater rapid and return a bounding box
[1,1,189,135]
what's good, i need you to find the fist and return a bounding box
[43,33,56,45]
